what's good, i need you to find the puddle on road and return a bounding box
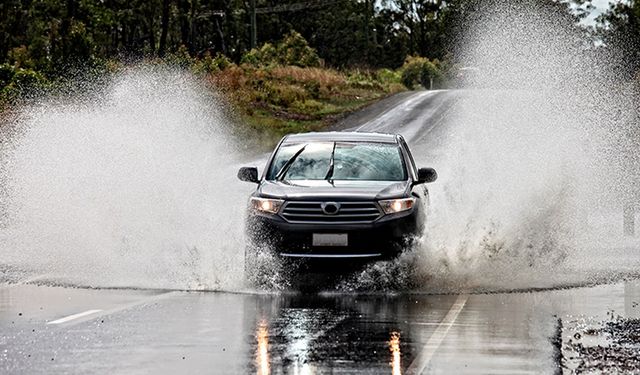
[560,281,640,373]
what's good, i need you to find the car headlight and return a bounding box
[379,198,415,214]
[250,197,284,214]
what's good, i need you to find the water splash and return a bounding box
[0,67,251,290]
[2,3,639,294]
[344,1,639,293]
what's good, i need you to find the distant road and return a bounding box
[332,90,458,144]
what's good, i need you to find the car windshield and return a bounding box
[267,141,407,181]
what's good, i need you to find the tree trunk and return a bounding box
[250,0,257,49]
[179,0,191,49]
[147,13,156,54]
[189,0,197,54]
[408,19,414,56]
[419,17,426,56]
[159,0,171,56]
[60,0,77,61]
[214,17,227,54]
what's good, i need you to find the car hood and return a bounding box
[257,180,411,200]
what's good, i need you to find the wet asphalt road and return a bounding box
[2,90,640,374]
[3,280,640,374]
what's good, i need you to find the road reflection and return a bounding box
[389,331,402,375]
[222,286,638,373]
[247,294,419,374]
[256,320,270,375]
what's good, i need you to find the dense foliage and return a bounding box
[594,0,640,79]
[2,0,639,77]
[0,0,460,72]
[1,0,639,128]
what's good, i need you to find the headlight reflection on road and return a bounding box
[256,320,271,375]
[389,331,402,375]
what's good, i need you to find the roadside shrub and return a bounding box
[278,31,320,67]
[11,69,47,88]
[400,56,445,89]
[270,66,344,87]
[419,60,441,89]
[166,45,194,68]
[0,67,49,103]
[241,31,321,68]
[0,64,16,87]
[241,43,278,67]
[292,99,324,114]
[303,80,321,98]
[346,70,383,90]
[376,68,405,92]
[209,65,247,92]
[213,53,233,70]
[8,46,35,69]
[240,50,259,66]
[387,82,406,93]
[258,82,308,107]
[275,84,308,106]
[400,56,427,89]
[376,68,401,85]
[193,52,234,74]
[105,59,123,74]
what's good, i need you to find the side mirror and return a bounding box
[416,167,437,184]
[238,167,259,183]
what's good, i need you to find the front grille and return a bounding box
[280,201,382,223]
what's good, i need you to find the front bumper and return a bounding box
[246,208,423,260]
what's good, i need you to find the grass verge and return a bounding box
[208,65,406,143]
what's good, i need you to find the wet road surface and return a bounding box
[3,279,640,373]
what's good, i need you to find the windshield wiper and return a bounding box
[276,144,307,181]
[324,142,336,182]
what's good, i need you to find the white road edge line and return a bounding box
[61,291,180,327]
[406,294,469,375]
[47,309,103,325]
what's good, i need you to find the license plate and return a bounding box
[312,233,348,247]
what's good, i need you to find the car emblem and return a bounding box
[321,202,340,215]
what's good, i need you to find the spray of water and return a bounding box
[1,3,638,294]
[343,1,639,293]
[0,67,251,290]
